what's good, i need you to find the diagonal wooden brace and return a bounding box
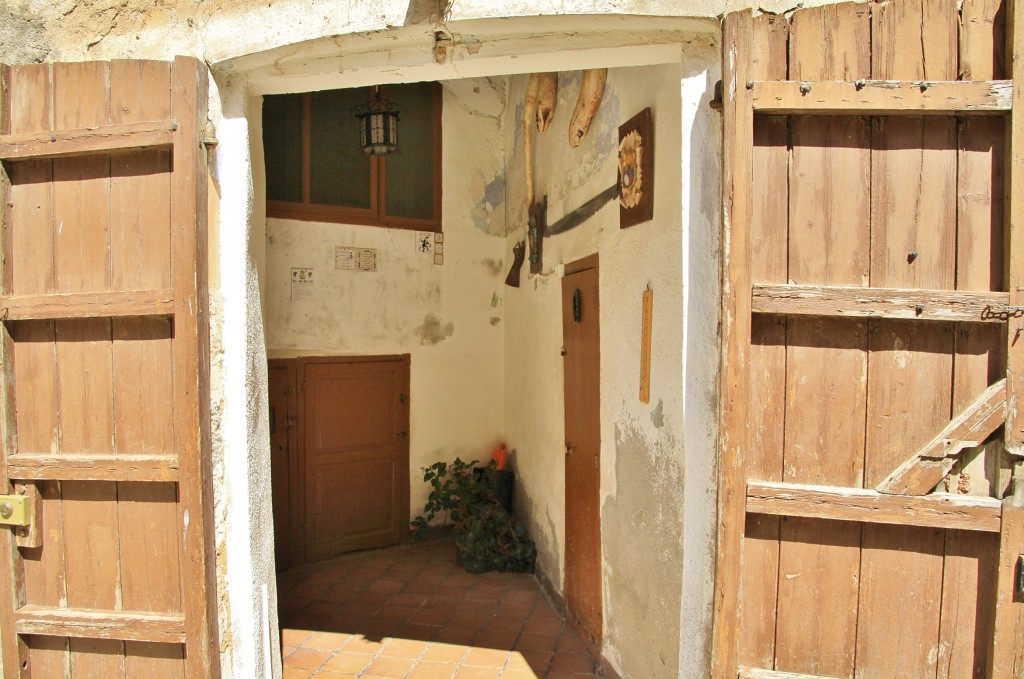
[877,378,1006,495]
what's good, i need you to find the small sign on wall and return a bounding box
[291,268,315,301]
[417,231,444,265]
[336,246,378,272]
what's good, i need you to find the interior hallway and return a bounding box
[278,538,602,678]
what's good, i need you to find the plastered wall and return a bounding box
[501,55,721,679]
[260,80,510,515]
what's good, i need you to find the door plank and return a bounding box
[989,503,1024,677]
[268,362,295,569]
[713,11,754,679]
[55,319,114,455]
[773,6,870,675]
[960,0,1006,80]
[937,530,999,678]
[7,64,54,298]
[740,12,788,663]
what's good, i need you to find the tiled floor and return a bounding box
[278,538,600,678]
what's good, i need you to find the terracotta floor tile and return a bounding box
[434,626,478,645]
[549,652,596,674]
[472,629,518,650]
[517,651,553,673]
[302,631,351,651]
[503,652,533,671]
[373,605,419,623]
[401,581,437,595]
[282,647,331,670]
[514,633,557,653]
[402,623,443,641]
[407,661,461,679]
[282,628,315,646]
[364,655,417,678]
[320,652,376,674]
[462,646,510,668]
[369,579,406,594]
[381,638,430,658]
[452,666,501,679]
[482,616,524,633]
[388,592,429,608]
[500,670,538,679]
[410,608,452,626]
[342,635,387,654]
[447,612,492,629]
[282,667,314,679]
[357,591,393,606]
[421,642,470,663]
[522,619,563,637]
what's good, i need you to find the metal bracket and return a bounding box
[0,494,30,527]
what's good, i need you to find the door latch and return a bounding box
[0,495,31,527]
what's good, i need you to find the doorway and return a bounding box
[269,355,411,567]
[561,255,603,651]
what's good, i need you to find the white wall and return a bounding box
[261,80,509,515]
[502,52,720,679]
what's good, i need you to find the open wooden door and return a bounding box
[715,1,1024,677]
[0,59,218,677]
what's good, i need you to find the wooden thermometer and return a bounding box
[640,288,653,403]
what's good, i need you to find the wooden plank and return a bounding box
[52,62,112,297]
[751,79,1012,114]
[960,0,1006,80]
[15,606,186,643]
[1006,0,1024,460]
[171,56,220,678]
[937,530,999,678]
[712,11,753,679]
[7,64,55,298]
[55,319,114,454]
[774,7,870,674]
[989,503,1024,678]
[739,12,788,663]
[739,668,841,679]
[1,289,175,320]
[877,378,1006,495]
[0,120,177,161]
[751,284,1009,322]
[746,481,1003,533]
[24,636,70,678]
[6,454,178,482]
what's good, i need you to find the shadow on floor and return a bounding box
[278,538,600,678]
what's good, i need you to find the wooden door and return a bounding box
[561,258,602,651]
[715,1,1024,678]
[269,361,297,570]
[0,59,218,677]
[301,356,410,562]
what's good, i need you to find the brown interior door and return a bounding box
[269,362,297,570]
[301,356,410,561]
[0,59,218,676]
[562,260,602,651]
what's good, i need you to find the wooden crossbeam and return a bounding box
[6,454,179,483]
[751,284,1010,323]
[1,289,175,321]
[0,120,177,160]
[739,669,840,679]
[15,605,186,644]
[877,379,1006,495]
[751,79,1012,114]
[746,480,1003,533]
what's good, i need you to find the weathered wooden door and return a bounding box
[561,257,602,651]
[0,59,218,677]
[269,361,297,570]
[299,356,410,562]
[716,1,1024,678]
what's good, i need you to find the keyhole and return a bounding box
[0,503,13,520]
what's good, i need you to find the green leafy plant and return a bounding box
[411,457,536,574]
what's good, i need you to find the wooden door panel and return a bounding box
[562,263,602,651]
[269,363,294,568]
[302,357,409,561]
[718,2,1022,677]
[0,57,217,677]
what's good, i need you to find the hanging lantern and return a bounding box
[356,87,400,156]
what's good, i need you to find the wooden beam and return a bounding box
[0,120,177,160]
[739,669,841,679]
[989,503,1024,678]
[752,283,1009,322]
[746,481,1003,533]
[6,454,179,483]
[751,79,1012,114]
[1,289,174,321]
[15,605,185,644]
[876,379,1006,495]
[713,11,754,679]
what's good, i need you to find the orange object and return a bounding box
[491,443,508,471]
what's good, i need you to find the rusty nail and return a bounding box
[50,134,56,142]
[799,82,812,94]
[916,305,924,316]
[920,81,931,91]
[855,79,867,90]
[745,81,754,90]
[907,249,919,263]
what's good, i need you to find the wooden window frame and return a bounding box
[266,83,443,232]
